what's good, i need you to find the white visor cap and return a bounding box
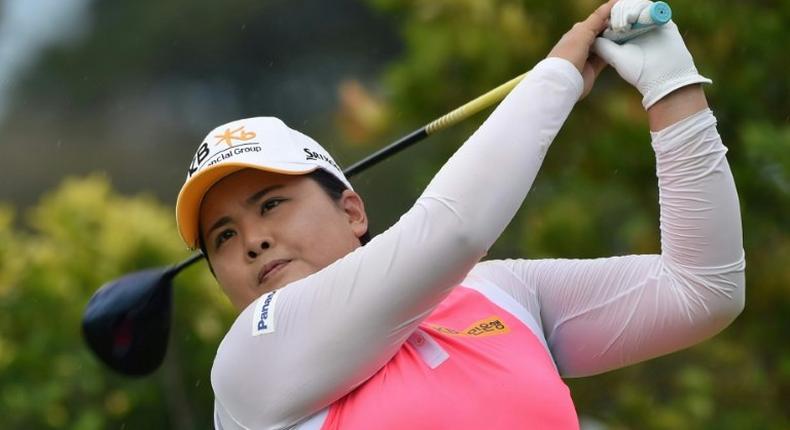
[176,117,351,249]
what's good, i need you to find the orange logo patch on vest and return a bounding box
[429,316,510,337]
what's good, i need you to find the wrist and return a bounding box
[647,84,709,131]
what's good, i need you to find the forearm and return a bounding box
[652,108,744,269]
[423,57,582,251]
[647,84,709,131]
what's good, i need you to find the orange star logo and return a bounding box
[215,126,256,147]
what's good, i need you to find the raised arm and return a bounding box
[483,2,745,377]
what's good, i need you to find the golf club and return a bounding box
[82,2,672,377]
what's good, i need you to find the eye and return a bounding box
[214,229,236,250]
[260,198,286,214]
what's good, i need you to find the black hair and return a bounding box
[307,169,372,245]
[198,169,370,269]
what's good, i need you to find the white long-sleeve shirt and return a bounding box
[210,58,745,430]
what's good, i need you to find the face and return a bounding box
[199,169,368,310]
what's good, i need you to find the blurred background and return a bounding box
[0,0,787,428]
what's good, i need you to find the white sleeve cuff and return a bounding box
[536,57,584,100]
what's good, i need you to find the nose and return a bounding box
[245,237,273,260]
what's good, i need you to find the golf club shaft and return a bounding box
[167,252,205,276]
[343,73,526,177]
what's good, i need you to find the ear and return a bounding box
[339,190,368,239]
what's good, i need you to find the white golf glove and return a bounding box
[593,0,711,109]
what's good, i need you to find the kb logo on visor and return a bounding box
[187,125,258,177]
[215,126,256,147]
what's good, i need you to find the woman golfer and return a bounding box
[175,0,745,428]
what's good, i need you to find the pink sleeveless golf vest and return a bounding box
[313,281,579,429]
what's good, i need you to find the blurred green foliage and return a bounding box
[0,0,788,429]
[0,176,234,429]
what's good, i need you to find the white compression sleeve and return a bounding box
[211,58,583,429]
[475,109,745,377]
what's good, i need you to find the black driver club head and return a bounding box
[82,266,175,376]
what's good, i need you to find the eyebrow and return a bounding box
[205,184,286,238]
[245,184,285,206]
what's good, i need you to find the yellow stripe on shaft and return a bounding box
[424,72,527,135]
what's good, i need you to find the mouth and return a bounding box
[258,259,291,286]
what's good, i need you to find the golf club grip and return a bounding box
[601,1,672,44]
